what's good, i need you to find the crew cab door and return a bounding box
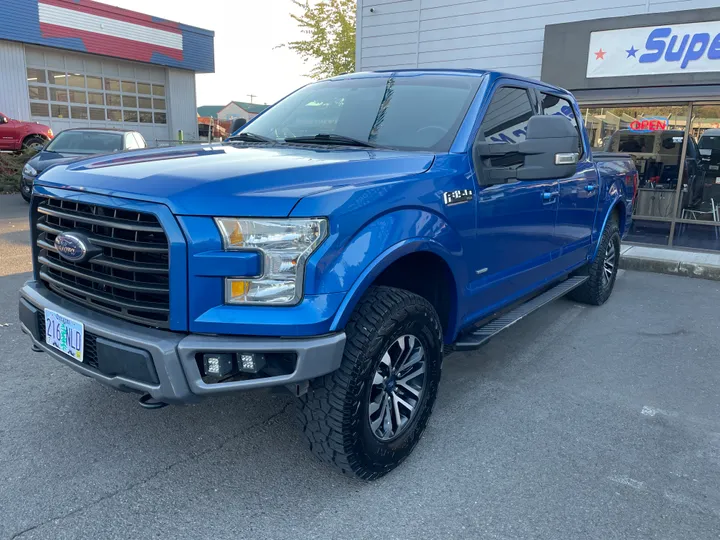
[0,113,16,150]
[539,92,598,268]
[469,84,560,315]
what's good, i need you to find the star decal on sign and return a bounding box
[626,45,638,58]
[595,48,606,60]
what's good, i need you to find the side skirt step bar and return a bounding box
[453,276,589,352]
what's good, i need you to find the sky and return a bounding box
[104,0,312,107]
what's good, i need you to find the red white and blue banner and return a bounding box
[587,22,720,78]
[0,0,214,73]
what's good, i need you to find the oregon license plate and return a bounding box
[45,309,84,362]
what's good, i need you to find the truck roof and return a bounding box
[332,69,572,96]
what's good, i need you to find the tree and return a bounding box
[282,0,356,79]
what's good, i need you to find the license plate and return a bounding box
[710,165,719,171]
[45,309,84,362]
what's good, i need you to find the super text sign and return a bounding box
[587,22,720,78]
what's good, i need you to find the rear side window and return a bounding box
[132,133,146,148]
[125,133,140,150]
[478,87,534,145]
[541,93,583,157]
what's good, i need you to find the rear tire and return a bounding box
[568,218,621,306]
[298,286,443,480]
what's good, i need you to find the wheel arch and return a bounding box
[330,240,461,343]
[591,197,625,262]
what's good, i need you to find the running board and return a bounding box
[453,276,589,352]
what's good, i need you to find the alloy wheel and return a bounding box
[603,239,617,287]
[368,334,427,441]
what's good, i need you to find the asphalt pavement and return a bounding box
[1,193,719,539]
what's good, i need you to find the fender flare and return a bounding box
[591,196,625,261]
[329,237,460,335]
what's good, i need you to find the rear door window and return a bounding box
[541,92,583,157]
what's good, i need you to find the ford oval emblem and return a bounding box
[54,233,88,263]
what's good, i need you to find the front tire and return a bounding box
[568,218,621,305]
[22,136,45,152]
[298,286,443,480]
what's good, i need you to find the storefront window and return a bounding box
[584,105,689,221]
[582,102,720,252]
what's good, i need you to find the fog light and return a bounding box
[239,353,266,374]
[203,353,234,377]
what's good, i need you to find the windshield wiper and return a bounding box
[226,132,275,143]
[285,133,378,148]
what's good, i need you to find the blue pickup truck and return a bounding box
[20,70,636,479]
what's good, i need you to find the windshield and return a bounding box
[700,135,720,150]
[238,75,482,152]
[46,131,124,154]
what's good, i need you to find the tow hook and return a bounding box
[138,394,168,409]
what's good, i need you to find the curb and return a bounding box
[620,255,720,281]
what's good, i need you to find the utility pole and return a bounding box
[247,94,256,104]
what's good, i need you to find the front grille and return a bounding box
[34,196,170,328]
[37,310,100,369]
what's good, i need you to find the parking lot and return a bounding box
[1,192,720,539]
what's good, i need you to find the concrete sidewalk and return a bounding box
[621,244,720,281]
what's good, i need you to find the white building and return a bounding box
[217,101,269,122]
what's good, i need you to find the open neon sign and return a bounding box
[629,117,668,131]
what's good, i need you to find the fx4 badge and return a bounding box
[443,189,473,206]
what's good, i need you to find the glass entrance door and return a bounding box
[672,104,720,251]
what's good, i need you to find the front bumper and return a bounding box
[19,280,346,404]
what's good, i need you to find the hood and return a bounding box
[30,151,87,173]
[35,144,435,217]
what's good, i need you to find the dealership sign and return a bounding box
[587,21,720,78]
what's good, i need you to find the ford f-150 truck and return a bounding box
[19,70,636,480]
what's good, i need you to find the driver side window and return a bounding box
[477,86,534,169]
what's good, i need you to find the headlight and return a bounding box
[215,218,328,305]
[23,163,37,177]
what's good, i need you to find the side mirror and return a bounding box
[0,117,8,124]
[475,115,579,184]
[230,118,247,133]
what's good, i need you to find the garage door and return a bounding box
[24,46,170,145]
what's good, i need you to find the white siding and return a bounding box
[0,40,30,121]
[357,0,720,77]
[166,68,198,142]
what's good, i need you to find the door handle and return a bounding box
[542,191,559,201]
[585,184,597,192]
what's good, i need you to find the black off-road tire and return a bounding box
[298,286,443,480]
[568,218,621,306]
